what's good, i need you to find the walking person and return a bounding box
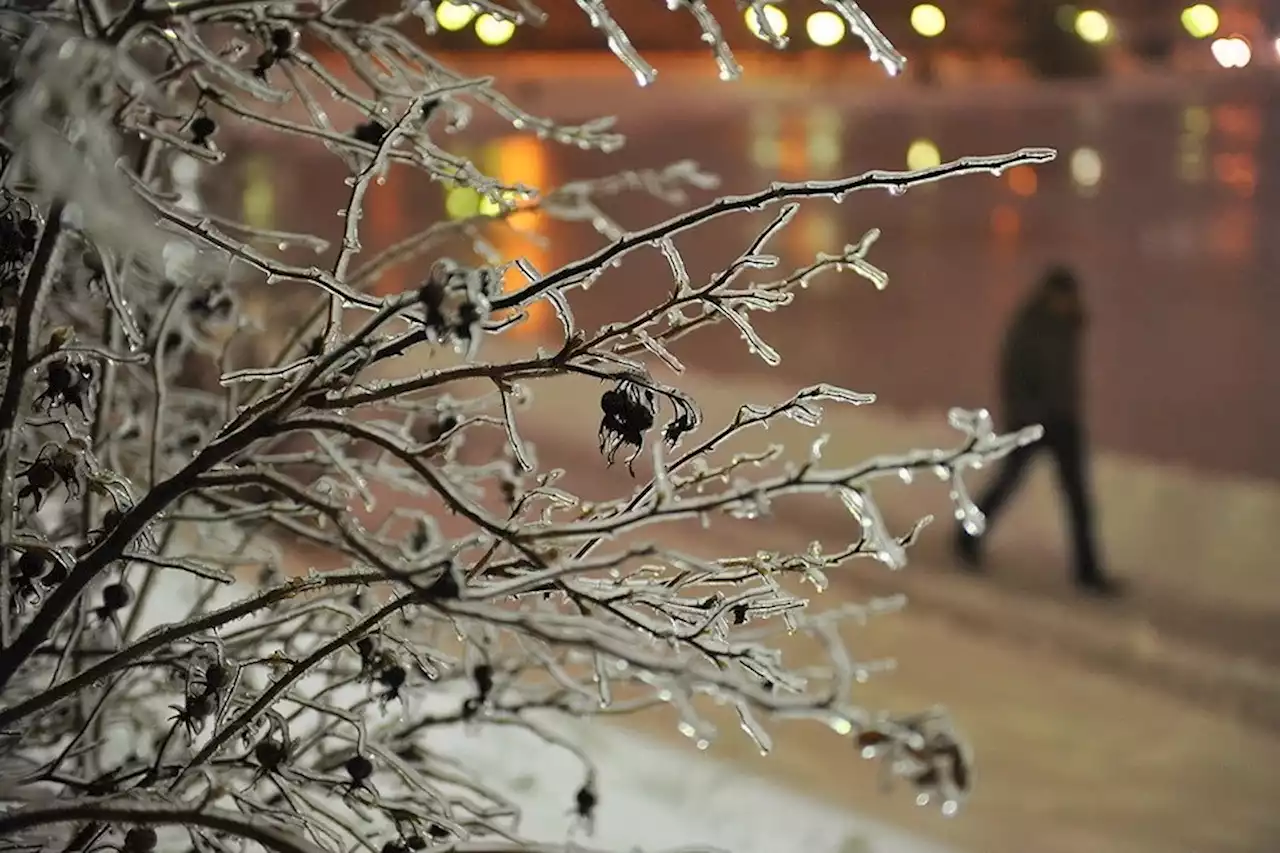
[954,265,1123,596]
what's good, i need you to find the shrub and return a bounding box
[0,3,1050,852]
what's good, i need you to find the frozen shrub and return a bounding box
[0,2,1051,852]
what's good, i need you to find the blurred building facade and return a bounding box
[370,1,1279,81]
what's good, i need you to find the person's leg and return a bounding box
[1046,420,1119,593]
[954,441,1036,568]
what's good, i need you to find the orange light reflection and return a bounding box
[485,136,551,339]
[368,175,405,297]
[1007,166,1038,197]
[991,204,1021,241]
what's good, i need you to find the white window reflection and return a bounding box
[749,108,781,171]
[1069,147,1102,193]
[1178,106,1209,184]
[805,107,842,175]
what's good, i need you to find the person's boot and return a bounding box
[953,528,982,572]
[1076,571,1125,598]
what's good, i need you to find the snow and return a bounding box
[110,570,956,853]
[430,712,957,853]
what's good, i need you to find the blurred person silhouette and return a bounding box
[954,265,1123,596]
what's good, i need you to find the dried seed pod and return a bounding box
[123,827,157,853]
[254,740,287,772]
[190,115,217,145]
[100,582,131,612]
[345,754,373,782]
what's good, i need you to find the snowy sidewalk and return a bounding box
[434,713,956,853]
[434,340,1280,724]
[348,343,1280,852]
[611,597,1280,853]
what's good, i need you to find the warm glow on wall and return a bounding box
[485,136,551,338]
[367,178,406,296]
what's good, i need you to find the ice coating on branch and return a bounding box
[818,0,909,76]
[840,488,907,570]
[5,28,211,286]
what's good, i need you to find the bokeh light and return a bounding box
[991,204,1021,241]
[805,11,846,47]
[1008,166,1038,197]
[749,108,781,170]
[910,5,947,38]
[806,107,842,173]
[475,13,516,46]
[1070,147,1103,189]
[906,139,941,171]
[477,190,524,218]
[1210,36,1251,68]
[1181,4,1220,39]
[1074,9,1111,44]
[435,2,475,32]
[1183,105,1211,134]
[445,186,481,219]
[745,4,788,40]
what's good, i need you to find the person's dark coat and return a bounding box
[998,268,1086,429]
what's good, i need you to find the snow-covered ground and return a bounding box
[431,712,954,853]
[112,571,954,853]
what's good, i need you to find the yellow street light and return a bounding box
[910,4,947,38]
[436,2,475,32]
[1074,9,1111,44]
[475,13,516,46]
[745,4,788,40]
[806,11,846,47]
[1181,4,1220,39]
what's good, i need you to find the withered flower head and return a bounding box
[351,119,389,147]
[33,359,93,418]
[417,259,498,359]
[599,379,655,474]
[599,376,702,474]
[663,395,700,449]
[0,189,39,274]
